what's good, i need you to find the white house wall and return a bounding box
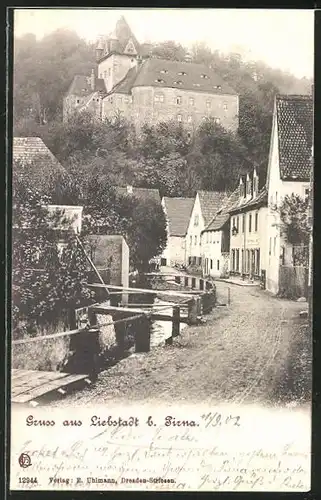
[201,230,223,277]
[186,193,203,263]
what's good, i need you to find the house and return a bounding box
[228,168,268,281]
[265,94,313,295]
[13,137,67,196]
[160,197,195,266]
[201,188,239,278]
[64,16,239,132]
[115,185,161,204]
[186,190,229,266]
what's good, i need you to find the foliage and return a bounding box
[12,171,94,337]
[276,194,310,245]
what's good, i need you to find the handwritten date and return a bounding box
[201,412,240,428]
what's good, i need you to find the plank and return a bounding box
[87,283,191,298]
[12,373,88,404]
[11,369,36,381]
[12,371,70,397]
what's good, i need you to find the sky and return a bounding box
[13,8,314,79]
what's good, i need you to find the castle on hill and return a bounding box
[63,16,239,132]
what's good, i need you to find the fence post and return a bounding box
[135,315,151,353]
[172,306,180,338]
[188,298,198,325]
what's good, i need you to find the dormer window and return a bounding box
[213,85,222,90]
[178,71,187,76]
[193,83,201,87]
[160,69,168,74]
[174,80,183,85]
[200,74,209,79]
[246,177,252,196]
[155,78,165,83]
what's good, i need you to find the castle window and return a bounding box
[206,100,211,108]
[189,97,195,106]
[154,93,164,103]
[218,85,222,90]
[176,96,182,105]
[177,114,182,122]
[200,74,209,79]
[178,71,187,76]
[215,117,221,125]
[223,103,228,110]
[76,99,80,104]
[155,78,165,83]
[187,115,192,123]
[174,80,183,85]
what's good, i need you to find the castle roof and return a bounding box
[275,94,313,182]
[132,58,237,95]
[163,197,195,237]
[97,16,142,62]
[66,74,107,97]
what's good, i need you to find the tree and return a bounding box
[277,194,310,246]
[150,40,187,61]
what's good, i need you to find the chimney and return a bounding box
[246,173,252,199]
[127,185,133,194]
[239,176,244,200]
[90,69,95,91]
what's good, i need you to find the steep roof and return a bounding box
[204,188,240,232]
[112,66,138,95]
[115,186,161,204]
[66,74,107,97]
[13,137,67,195]
[229,186,268,214]
[163,197,195,237]
[97,17,142,62]
[198,191,230,226]
[276,94,313,181]
[132,58,237,95]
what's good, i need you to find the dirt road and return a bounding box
[51,283,311,407]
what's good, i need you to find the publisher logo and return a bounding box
[18,453,31,468]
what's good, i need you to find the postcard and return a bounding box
[9,7,313,492]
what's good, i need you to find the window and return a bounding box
[190,235,192,247]
[193,83,201,87]
[236,216,239,232]
[273,237,276,256]
[195,235,197,246]
[194,215,199,226]
[174,80,183,85]
[76,99,80,104]
[242,214,245,233]
[118,97,122,105]
[176,96,182,105]
[155,78,165,83]
[206,100,211,108]
[99,73,103,78]
[249,214,252,232]
[211,259,213,270]
[223,103,228,110]
[215,118,221,125]
[177,114,182,122]
[269,237,272,256]
[210,232,212,243]
[178,71,187,76]
[154,93,164,103]
[160,69,168,74]
[189,97,195,106]
[275,192,278,205]
[206,232,209,243]
[217,260,220,271]
[104,71,107,78]
[108,68,111,77]
[200,74,209,79]
[305,188,310,200]
[236,249,239,272]
[241,249,244,273]
[255,212,258,232]
[187,115,192,123]
[124,97,129,104]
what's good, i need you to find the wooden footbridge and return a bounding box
[12,273,216,406]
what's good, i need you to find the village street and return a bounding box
[51,282,311,408]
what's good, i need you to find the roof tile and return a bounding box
[163,197,195,237]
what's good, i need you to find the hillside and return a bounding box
[13,30,313,199]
